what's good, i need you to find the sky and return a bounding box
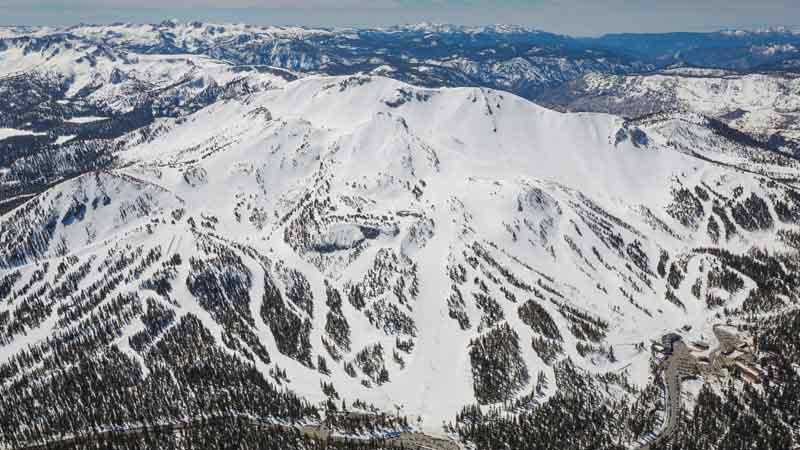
[0,0,798,36]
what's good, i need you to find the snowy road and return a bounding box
[635,342,695,450]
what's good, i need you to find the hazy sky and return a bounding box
[1,0,798,36]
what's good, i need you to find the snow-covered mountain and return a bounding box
[6,22,800,105]
[0,21,648,214]
[2,72,800,449]
[0,29,297,215]
[0,21,648,103]
[538,68,800,153]
[0,32,295,112]
[2,21,800,450]
[61,20,643,92]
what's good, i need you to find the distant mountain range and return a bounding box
[3,22,800,98]
[537,67,800,150]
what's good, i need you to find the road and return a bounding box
[635,342,695,450]
[7,416,461,450]
[634,326,745,449]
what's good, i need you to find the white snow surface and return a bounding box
[64,116,109,124]
[0,128,45,140]
[2,74,798,435]
[580,70,800,141]
[0,37,293,110]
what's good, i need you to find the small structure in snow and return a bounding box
[661,333,682,354]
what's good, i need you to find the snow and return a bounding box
[315,224,367,251]
[0,36,293,112]
[55,135,76,145]
[580,71,800,140]
[65,116,108,124]
[105,75,739,428]
[2,71,797,436]
[0,128,45,140]
[66,21,332,52]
